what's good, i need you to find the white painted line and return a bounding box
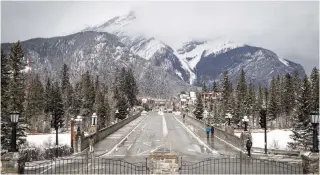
[137,144,165,155]
[97,116,148,158]
[173,115,217,154]
[162,115,168,137]
[189,118,242,152]
[127,144,133,150]
[142,142,151,147]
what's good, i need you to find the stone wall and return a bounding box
[78,111,142,152]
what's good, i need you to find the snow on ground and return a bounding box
[26,133,71,148]
[235,130,293,150]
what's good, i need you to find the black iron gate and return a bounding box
[23,157,149,174]
[179,156,303,174]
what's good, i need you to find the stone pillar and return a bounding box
[301,152,319,174]
[1,152,25,174]
[73,131,84,153]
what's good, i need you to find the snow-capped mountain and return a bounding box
[1,31,191,97]
[84,12,305,86]
[83,12,191,83]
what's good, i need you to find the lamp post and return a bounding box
[242,116,249,131]
[10,111,19,152]
[225,113,232,126]
[71,117,75,149]
[310,109,319,152]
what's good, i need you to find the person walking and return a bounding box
[206,125,211,139]
[211,125,214,137]
[246,138,252,157]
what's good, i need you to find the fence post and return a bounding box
[145,157,148,174]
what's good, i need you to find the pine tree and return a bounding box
[94,88,106,129]
[52,82,64,129]
[288,75,312,150]
[256,84,264,127]
[202,81,207,92]
[116,93,129,120]
[267,77,277,121]
[221,70,232,120]
[212,81,218,92]
[194,93,204,120]
[310,67,319,110]
[70,81,82,116]
[247,82,256,125]
[235,70,247,123]
[44,77,53,114]
[80,71,93,117]
[283,73,294,115]
[1,49,11,150]
[24,74,44,129]
[60,64,73,123]
[7,41,27,147]
[125,68,139,107]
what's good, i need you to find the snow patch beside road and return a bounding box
[27,133,71,147]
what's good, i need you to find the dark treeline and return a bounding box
[197,68,319,150]
[1,41,139,150]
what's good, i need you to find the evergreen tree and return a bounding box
[60,64,73,121]
[267,77,277,121]
[283,73,294,115]
[221,70,232,119]
[289,75,312,150]
[70,81,82,116]
[94,88,106,129]
[256,84,264,126]
[44,77,53,114]
[310,67,319,110]
[52,82,64,129]
[212,81,218,92]
[1,49,11,150]
[24,74,44,128]
[116,93,129,120]
[7,41,27,147]
[194,93,204,120]
[80,71,93,117]
[235,70,247,123]
[202,81,207,92]
[125,68,139,107]
[247,82,256,125]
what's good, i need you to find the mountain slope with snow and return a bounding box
[83,12,192,83]
[1,31,192,97]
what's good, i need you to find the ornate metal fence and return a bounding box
[179,156,303,174]
[23,157,149,174]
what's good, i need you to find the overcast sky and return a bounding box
[1,1,319,73]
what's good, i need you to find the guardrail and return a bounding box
[79,111,142,152]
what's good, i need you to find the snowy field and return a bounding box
[26,133,71,148]
[235,130,293,150]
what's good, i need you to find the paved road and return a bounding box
[100,111,220,162]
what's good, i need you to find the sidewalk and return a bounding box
[177,115,302,164]
[85,114,147,157]
[175,115,240,156]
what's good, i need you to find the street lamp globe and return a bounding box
[10,111,20,123]
[115,109,119,114]
[92,113,98,126]
[310,110,320,124]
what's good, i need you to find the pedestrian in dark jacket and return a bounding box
[211,126,214,136]
[246,138,252,157]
